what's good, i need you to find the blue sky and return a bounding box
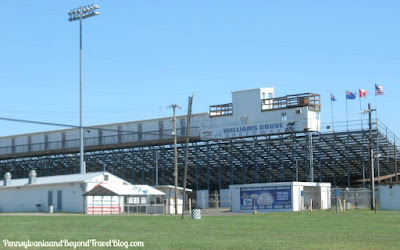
[0,0,399,137]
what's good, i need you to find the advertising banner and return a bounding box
[200,120,303,140]
[240,186,292,210]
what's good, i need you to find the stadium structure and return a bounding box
[0,88,398,192]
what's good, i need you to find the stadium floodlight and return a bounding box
[68,5,100,174]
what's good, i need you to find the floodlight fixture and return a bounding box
[68,4,100,22]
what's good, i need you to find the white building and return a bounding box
[0,171,164,214]
[154,185,192,214]
[230,182,331,213]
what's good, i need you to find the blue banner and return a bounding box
[240,186,292,210]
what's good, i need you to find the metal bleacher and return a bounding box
[0,118,398,191]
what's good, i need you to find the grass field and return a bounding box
[1,209,399,249]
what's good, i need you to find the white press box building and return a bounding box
[0,171,166,214]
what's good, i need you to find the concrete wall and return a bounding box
[379,184,400,210]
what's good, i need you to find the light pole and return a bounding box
[168,104,181,214]
[68,5,100,174]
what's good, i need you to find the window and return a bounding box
[28,136,32,152]
[159,121,164,139]
[316,112,320,120]
[262,92,266,99]
[281,113,287,121]
[98,129,103,145]
[268,93,273,99]
[44,134,49,150]
[117,126,122,143]
[11,138,15,154]
[62,132,66,148]
[138,124,143,141]
[104,174,109,181]
[180,119,186,136]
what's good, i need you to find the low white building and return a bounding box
[0,171,164,214]
[154,185,192,214]
[230,182,331,213]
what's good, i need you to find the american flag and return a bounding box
[375,84,384,95]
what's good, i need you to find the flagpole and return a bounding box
[359,90,366,187]
[346,98,349,132]
[345,96,351,187]
[330,96,335,132]
[375,88,380,183]
[330,93,337,187]
[359,92,364,131]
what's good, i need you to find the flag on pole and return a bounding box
[375,84,384,95]
[359,89,368,98]
[346,91,356,100]
[330,93,337,102]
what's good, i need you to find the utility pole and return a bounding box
[168,104,181,214]
[363,103,376,210]
[182,95,193,219]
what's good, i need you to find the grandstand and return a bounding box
[0,88,398,192]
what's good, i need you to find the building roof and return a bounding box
[0,171,127,189]
[154,185,193,192]
[83,183,165,196]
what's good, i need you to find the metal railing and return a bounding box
[0,127,200,157]
[261,93,321,112]
[209,103,233,117]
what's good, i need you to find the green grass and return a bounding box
[1,209,399,249]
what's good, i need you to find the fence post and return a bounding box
[189,198,192,215]
[301,196,304,213]
[215,192,219,211]
[166,199,169,215]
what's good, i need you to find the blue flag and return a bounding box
[346,91,356,100]
[330,93,337,102]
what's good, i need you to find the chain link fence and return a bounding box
[331,188,372,209]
